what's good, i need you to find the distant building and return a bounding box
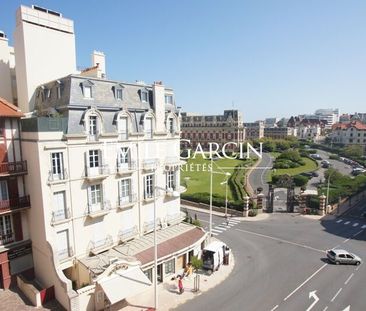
[243,121,264,140]
[180,110,245,150]
[264,127,295,139]
[330,121,366,149]
[287,116,326,142]
[302,108,339,129]
[264,117,278,128]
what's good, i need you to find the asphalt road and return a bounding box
[177,207,366,311]
[247,153,273,194]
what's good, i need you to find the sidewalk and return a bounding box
[183,204,271,222]
[119,252,235,311]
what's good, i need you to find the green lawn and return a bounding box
[272,157,318,176]
[181,155,251,200]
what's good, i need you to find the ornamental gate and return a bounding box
[267,175,296,213]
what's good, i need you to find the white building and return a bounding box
[331,121,366,149]
[21,76,207,310]
[0,31,16,104]
[14,5,77,113]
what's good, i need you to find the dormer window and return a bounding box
[84,86,92,98]
[113,84,124,100]
[116,89,123,100]
[165,95,173,104]
[81,80,94,99]
[144,117,153,139]
[140,89,149,103]
[85,109,102,141]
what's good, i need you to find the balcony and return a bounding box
[144,130,153,139]
[117,193,137,210]
[86,200,111,218]
[84,165,110,181]
[0,161,27,176]
[118,226,138,243]
[0,195,31,215]
[143,219,159,233]
[88,235,113,255]
[167,212,185,226]
[48,169,68,184]
[58,247,74,261]
[142,159,159,171]
[51,208,71,225]
[87,130,100,142]
[116,161,136,175]
[118,131,129,141]
[0,232,14,246]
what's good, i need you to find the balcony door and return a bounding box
[53,191,66,221]
[119,179,131,204]
[88,150,101,176]
[88,184,102,212]
[0,181,9,201]
[118,147,130,170]
[57,229,70,260]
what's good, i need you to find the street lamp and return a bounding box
[153,183,179,310]
[220,178,229,218]
[326,169,336,207]
[209,157,230,243]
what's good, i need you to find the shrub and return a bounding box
[248,209,257,217]
[293,175,309,187]
[191,219,202,227]
[191,256,203,270]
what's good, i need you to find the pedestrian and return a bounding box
[178,275,184,294]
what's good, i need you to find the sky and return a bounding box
[1,0,366,121]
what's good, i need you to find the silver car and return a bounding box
[326,249,362,265]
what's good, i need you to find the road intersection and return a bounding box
[178,207,366,311]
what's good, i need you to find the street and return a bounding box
[177,206,366,311]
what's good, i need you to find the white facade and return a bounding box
[0,32,16,103]
[14,5,77,113]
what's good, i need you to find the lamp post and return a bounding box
[153,182,179,311]
[326,169,336,207]
[209,158,230,243]
[220,179,229,218]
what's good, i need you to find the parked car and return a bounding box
[326,249,362,265]
[352,168,366,176]
[312,172,319,177]
[300,172,313,178]
[310,154,322,160]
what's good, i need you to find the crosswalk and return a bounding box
[335,218,366,229]
[210,218,241,236]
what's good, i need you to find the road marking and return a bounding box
[344,221,350,225]
[362,225,366,229]
[353,229,364,237]
[270,305,279,311]
[211,228,223,233]
[198,219,211,224]
[331,288,342,302]
[283,264,327,301]
[342,238,350,243]
[215,226,227,231]
[235,228,325,253]
[355,265,361,271]
[306,290,319,311]
[353,223,359,227]
[344,273,354,285]
[322,307,328,311]
[211,232,218,236]
[336,219,343,223]
[229,220,240,224]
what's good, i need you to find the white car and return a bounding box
[326,249,362,265]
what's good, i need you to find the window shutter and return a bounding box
[84,151,88,175]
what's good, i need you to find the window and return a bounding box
[0,215,13,245]
[145,118,153,139]
[84,86,92,98]
[168,118,174,134]
[89,115,97,136]
[165,259,175,275]
[89,150,100,168]
[89,184,102,206]
[119,179,131,203]
[141,90,148,102]
[51,152,64,180]
[0,181,9,201]
[57,229,70,259]
[165,95,173,104]
[118,117,128,140]
[116,88,123,100]
[144,268,153,282]
[166,170,176,190]
[53,191,67,221]
[119,147,129,164]
[57,86,61,99]
[144,174,154,199]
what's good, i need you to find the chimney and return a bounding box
[152,81,165,133]
[92,51,106,79]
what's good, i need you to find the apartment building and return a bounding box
[330,121,366,150]
[21,76,206,310]
[180,110,245,150]
[287,117,326,142]
[243,121,264,140]
[0,97,32,289]
[263,127,295,139]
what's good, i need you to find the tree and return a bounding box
[343,145,363,158]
